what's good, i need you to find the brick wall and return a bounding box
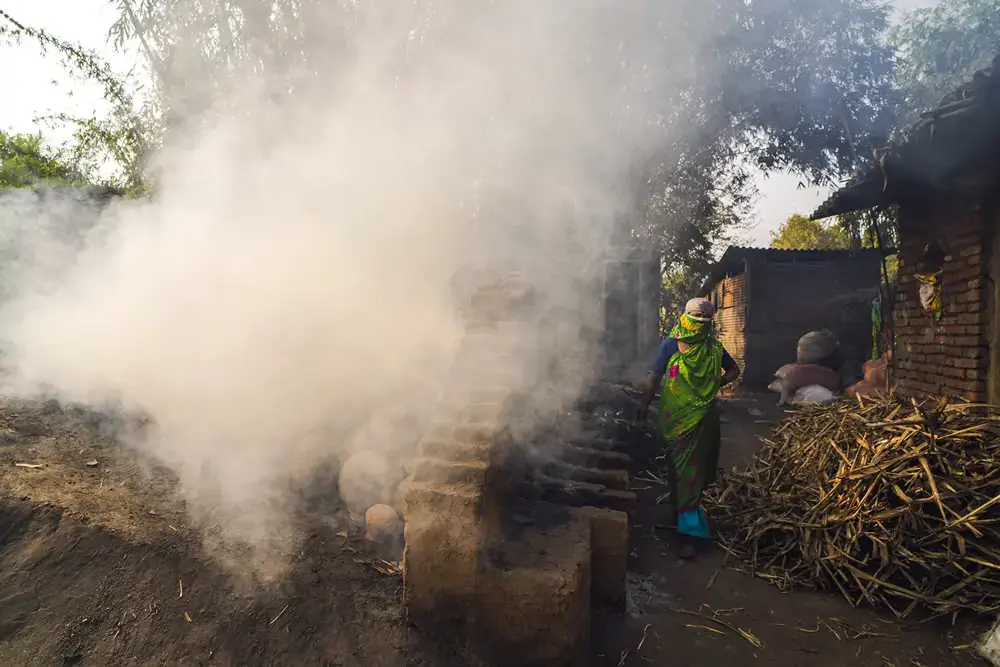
[893,206,990,401]
[709,273,747,379]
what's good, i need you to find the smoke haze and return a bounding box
[0,2,705,574]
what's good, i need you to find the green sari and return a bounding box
[659,313,724,534]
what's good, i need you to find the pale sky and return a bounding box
[0,0,940,246]
[750,0,939,244]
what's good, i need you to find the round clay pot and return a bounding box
[365,504,401,543]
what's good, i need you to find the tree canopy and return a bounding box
[890,0,1000,121]
[6,0,990,283]
[623,0,897,265]
[770,214,851,250]
[102,0,897,272]
[0,132,77,189]
[0,7,149,192]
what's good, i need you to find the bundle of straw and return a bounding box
[707,392,1000,618]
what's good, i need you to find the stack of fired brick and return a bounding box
[402,276,635,667]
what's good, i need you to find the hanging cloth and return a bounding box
[913,270,943,321]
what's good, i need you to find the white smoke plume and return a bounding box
[0,1,701,576]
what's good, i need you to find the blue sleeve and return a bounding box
[652,338,679,375]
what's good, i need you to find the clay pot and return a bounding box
[365,504,401,543]
[391,475,414,518]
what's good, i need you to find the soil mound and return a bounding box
[0,399,475,667]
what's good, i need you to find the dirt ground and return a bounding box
[592,391,989,667]
[0,392,993,666]
[0,399,476,667]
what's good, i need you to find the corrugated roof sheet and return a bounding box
[699,246,885,295]
[810,53,1000,221]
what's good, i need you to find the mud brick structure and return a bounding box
[812,54,1000,402]
[402,275,633,666]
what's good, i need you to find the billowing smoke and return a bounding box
[0,2,705,576]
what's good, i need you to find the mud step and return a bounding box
[542,459,630,490]
[534,476,636,513]
[560,445,631,470]
[567,437,631,455]
[477,510,592,666]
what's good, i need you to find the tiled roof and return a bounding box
[810,53,1000,221]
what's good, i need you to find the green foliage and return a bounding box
[630,0,897,274]
[890,0,1000,121]
[836,207,899,250]
[770,214,851,250]
[660,265,703,335]
[0,132,79,188]
[0,8,151,191]
[837,207,899,285]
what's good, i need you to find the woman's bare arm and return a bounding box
[638,371,663,421]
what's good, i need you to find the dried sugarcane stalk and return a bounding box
[705,391,1000,618]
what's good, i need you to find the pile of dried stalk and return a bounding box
[706,392,1000,618]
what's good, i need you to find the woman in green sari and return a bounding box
[638,297,740,546]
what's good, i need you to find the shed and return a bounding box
[699,246,884,389]
[811,54,1000,402]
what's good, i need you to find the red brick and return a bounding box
[952,379,985,393]
[954,291,975,303]
[952,232,982,247]
[945,266,979,281]
[954,336,987,347]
